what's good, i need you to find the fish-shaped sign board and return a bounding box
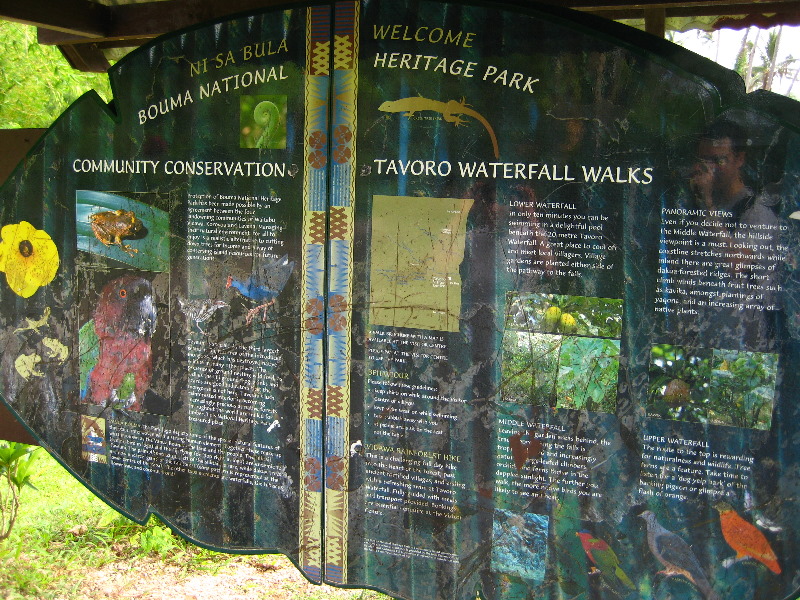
[2,2,800,599]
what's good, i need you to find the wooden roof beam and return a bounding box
[36,0,293,46]
[0,0,110,37]
[111,0,292,37]
[588,3,800,22]
[38,29,152,48]
[714,10,800,28]
[31,0,800,47]
[562,0,797,10]
[58,42,111,72]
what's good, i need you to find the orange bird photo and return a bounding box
[714,501,781,574]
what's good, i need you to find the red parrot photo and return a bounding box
[576,530,636,591]
[84,275,157,411]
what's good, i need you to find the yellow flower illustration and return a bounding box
[0,221,59,298]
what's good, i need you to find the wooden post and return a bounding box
[645,7,666,38]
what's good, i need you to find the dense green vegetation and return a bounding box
[0,448,388,599]
[0,447,222,598]
[502,294,622,413]
[648,345,777,430]
[732,26,797,94]
[0,22,112,129]
[0,442,41,542]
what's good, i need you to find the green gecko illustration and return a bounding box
[254,100,281,149]
[379,96,499,158]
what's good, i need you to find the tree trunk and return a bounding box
[764,26,783,91]
[786,63,800,97]
[746,29,760,92]
[734,28,750,86]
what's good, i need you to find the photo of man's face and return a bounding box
[699,137,744,186]
[690,135,746,208]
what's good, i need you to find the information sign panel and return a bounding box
[1,2,799,599]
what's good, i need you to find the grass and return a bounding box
[0,445,390,600]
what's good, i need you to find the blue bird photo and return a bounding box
[226,254,295,324]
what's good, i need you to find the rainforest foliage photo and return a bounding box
[647,344,778,431]
[501,294,623,413]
